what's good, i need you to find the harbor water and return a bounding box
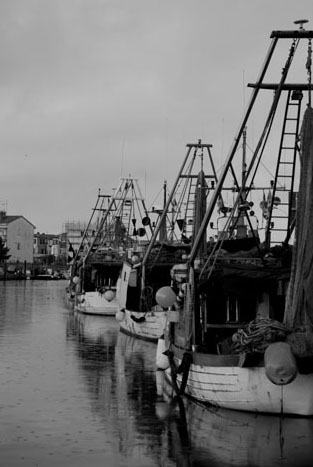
[1,280,313,467]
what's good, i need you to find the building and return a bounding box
[34,232,61,258]
[0,210,35,264]
[32,232,67,276]
[32,222,95,275]
[62,220,96,259]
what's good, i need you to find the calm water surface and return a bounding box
[0,281,313,467]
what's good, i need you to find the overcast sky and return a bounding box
[0,0,312,233]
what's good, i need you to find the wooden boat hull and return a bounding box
[118,308,167,342]
[75,291,118,316]
[167,349,313,416]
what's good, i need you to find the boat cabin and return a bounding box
[169,241,292,357]
[81,250,123,294]
[118,243,191,313]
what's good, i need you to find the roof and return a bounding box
[0,215,36,228]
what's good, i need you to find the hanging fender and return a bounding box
[264,342,298,385]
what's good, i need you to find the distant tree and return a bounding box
[0,237,11,263]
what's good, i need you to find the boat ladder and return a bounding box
[266,88,302,247]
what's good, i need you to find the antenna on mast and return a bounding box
[294,19,309,30]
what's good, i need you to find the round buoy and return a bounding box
[137,227,146,237]
[142,216,151,226]
[155,286,176,309]
[103,289,116,302]
[264,342,298,385]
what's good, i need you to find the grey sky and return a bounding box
[0,0,312,233]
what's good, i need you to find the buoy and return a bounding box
[115,308,125,322]
[137,227,146,237]
[156,336,170,370]
[103,289,116,302]
[155,286,177,309]
[264,342,298,385]
[142,216,150,226]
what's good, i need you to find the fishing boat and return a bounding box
[116,141,219,341]
[73,177,153,316]
[65,189,111,305]
[158,21,313,416]
[65,191,104,304]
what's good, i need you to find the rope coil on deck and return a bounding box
[232,318,290,354]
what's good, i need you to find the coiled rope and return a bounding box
[232,318,290,354]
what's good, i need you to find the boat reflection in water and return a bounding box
[67,312,119,345]
[156,371,313,467]
[66,312,165,466]
[66,312,313,467]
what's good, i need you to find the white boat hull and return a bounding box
[167,351,313,416]
[118,308,167,342]
[75,291,118,316]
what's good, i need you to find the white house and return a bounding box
[0,211,35,264]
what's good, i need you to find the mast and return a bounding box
[158,180,168,243]
[70,190,108,276]
[82,177,152,266]
[189,26,311,264]
[141,144,193,283]
[141,141,216,289]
